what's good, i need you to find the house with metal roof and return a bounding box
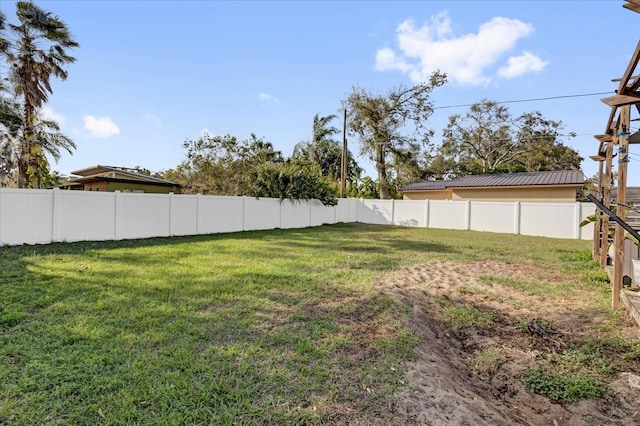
[400,170,585,203]
[63,165,181,194]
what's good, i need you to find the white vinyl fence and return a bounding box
[0,188,594,247]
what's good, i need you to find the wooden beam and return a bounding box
[630,131,640,144]
[601,94,640,107]
[624,3,640,13]
[590,155,606,161]
[594,134,613,143]
[611,74,640,82]
[616,40,640,94]
[613,106,631,310]
[593,159,605,261]
[601,142,613,270]
[604,107,618,135]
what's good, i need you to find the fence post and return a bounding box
[51,188,62,242]
[424,199,430,228]
[114,191,121,240]
[390,199,395,225]
[574,202,582,240]
[242,196,246,231]
[333,200,337,224]
[513,201,521,235]
[196,193,200,235]
[465,200,471,231]
[169,193,174,237]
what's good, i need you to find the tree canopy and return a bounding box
[164,133,338,206]
[341,72,447,199]
[428,100,582,179]
[292,113,362,184]
[0,2,78,188]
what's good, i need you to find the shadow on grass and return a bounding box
[0,247,413,424]
[0,223,451,257]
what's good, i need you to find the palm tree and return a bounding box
[292,114,362,183]
[5,1,78,188]
[0,97,23,186]
[0,97,74,187]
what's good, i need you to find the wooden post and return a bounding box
[593,158,604,260]
[613,105,631,309]
[601,142,613,269]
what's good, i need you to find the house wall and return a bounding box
[404,186,578,202]
[403,189,452,200]
[451,186,578,202]
[84,182,107,192]
[102,181,181,194]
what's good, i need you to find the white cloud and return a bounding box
[498,51,548,78]
[83,115,120,138]
[375,12,545,86]
[259,92,281,105]
[40,106,66,126]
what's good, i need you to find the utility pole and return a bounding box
[341,109,348,198]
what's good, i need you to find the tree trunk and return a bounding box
[376,146,389,199]
[17,156,28,188]
[22,100,39,188]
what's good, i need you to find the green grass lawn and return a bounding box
[0,223,608,424]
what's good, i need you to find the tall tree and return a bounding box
[166,134,284,195]
[437,100,581,177]
[4,1,78,188]
[165,133,338,205]
[0,97,74,187]
[341,73,447,199]
[292,113,362,183]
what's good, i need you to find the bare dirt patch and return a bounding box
[379,260,640,425]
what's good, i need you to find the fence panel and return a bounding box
[170,194,198,236]
[281,200,311,229]
[358,200,393,225]
[428,200,467,230]
[116,193,171,240]
[393,200,425,227]
[334,198,351,223]
[57,190,116,242]
[0,189,53,245]
[310,200,336,226]
[469,201,516,234]
[519,202,576,239]
[244,197,281,231]
[197,196,244,234]
[579,202,596,240]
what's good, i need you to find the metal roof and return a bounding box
[401,170,585,192]
[70,165,179,186]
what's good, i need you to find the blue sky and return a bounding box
[1,1,639,184]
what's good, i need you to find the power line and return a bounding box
[433,91,612,110]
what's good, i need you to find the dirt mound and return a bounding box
[379,261,640,425]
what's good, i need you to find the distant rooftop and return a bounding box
[70,165,179,186]
[401,170,585,192]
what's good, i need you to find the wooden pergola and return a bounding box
[592,5,640,307]
[624,0,640,13]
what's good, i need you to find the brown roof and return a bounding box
[401,170,585,192]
